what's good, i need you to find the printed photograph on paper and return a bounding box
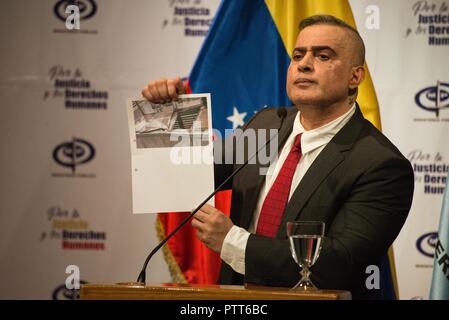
[131,96,209,149]
[126,93,214,214]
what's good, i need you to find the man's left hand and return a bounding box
[191,204,234,253]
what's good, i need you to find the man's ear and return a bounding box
[349,65,365,90]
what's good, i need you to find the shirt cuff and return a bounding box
[220,225,250,275]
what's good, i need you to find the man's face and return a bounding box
[286,24,356,107]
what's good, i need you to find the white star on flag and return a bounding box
[227,106,247,129]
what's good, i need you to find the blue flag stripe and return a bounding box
[189,0,292,134]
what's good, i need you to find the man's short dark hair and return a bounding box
[299,14,365,66]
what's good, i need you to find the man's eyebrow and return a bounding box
[293,46,337,54]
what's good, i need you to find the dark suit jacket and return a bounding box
[215,105,414,300]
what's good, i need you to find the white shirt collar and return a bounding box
[289,103,356,155]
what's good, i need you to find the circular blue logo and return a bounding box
[53,138,95,173]
[415,81,449,117]
[416,232,438,258]
[54,0,97,22]
[52,280,88,300]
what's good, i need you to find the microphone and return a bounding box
[136,107,288,284]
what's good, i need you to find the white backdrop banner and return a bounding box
[351,0,449,299]
[0,0,447,299]
[0,0,220,299]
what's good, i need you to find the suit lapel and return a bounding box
[276,105,366,237]
[239,107,298,229]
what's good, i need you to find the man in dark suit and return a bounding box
[142,15,414,299]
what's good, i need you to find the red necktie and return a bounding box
[256,133,302,237]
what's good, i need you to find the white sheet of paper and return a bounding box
[127,94,215,214]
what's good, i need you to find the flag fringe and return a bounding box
[155,217,188,284]
[387,246,400,298]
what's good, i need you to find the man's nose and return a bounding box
[297,52,314,73]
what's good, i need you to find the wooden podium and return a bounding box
[80,283,351,300]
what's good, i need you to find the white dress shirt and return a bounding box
[220,104,356,274]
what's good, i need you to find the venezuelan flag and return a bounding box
[158,0,397,299]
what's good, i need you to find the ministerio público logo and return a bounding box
[416,231,438,258]
[52,279,88,300]
[54,0,97,22]
[53,0,98,34]
[52,137,96,178]
[415,81,449,119]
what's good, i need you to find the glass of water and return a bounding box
[287,221,325,291]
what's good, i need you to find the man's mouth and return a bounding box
[294,78,316,85]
